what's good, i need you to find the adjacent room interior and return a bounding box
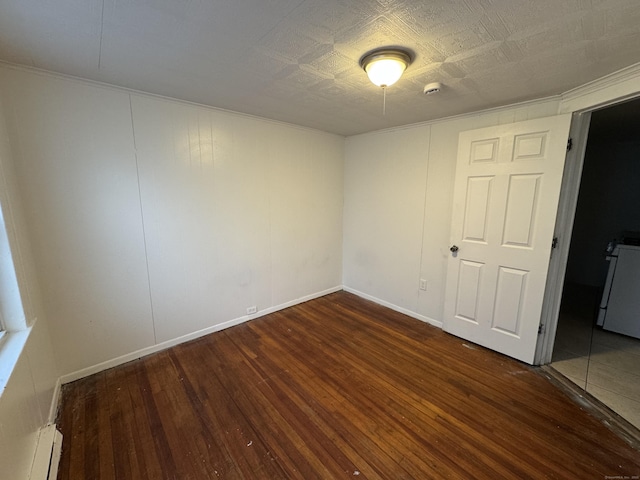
[551,98,640,428]
[0,1,639,478]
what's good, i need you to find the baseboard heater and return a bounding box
[30,424,62,480]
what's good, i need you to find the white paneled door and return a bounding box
[443,115,572,364]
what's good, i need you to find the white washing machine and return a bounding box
[598,244,640,339]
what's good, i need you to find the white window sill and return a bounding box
[0,326,32,398]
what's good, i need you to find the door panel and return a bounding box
[463,176,493,243]
[492,266,527,335]
[444,115,571,364]
[470,138,500,163]
[455,260,484,323]
[513,131,549,161]
[502,174,541,248]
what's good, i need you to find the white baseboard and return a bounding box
[30,424,62,480]
[343,286,443,329]
[59,285,343,385]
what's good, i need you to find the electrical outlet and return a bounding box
[246,306,257,315]
[419,279,427,291]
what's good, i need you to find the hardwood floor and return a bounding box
[56,291,640,479]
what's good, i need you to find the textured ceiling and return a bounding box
[1,0,640,136]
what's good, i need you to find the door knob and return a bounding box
[450,245,459,253]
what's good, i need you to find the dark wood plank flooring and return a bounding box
[57,291,640,479]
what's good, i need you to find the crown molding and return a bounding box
[560,62,640,114]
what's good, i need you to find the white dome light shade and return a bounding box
[365,58,406,87]
[360,49,411,88]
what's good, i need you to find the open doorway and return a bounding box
[551,98,640,429]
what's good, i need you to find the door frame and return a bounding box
[535,69,640,364]
[534,111,590,364]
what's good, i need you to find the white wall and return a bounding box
[343,99,561,324]
[0,92,59,480]
[0,65,343,377]
[131,95,343,343]
[343,126,431,315]
[1,69,157,376]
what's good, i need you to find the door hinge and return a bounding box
[538,324,545,335]
[552,236,559,249]
[567,137,573,152]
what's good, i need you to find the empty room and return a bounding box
[0,1,639,478]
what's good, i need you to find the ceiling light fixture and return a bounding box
[360,48,412,115]
[360,48,412,88]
